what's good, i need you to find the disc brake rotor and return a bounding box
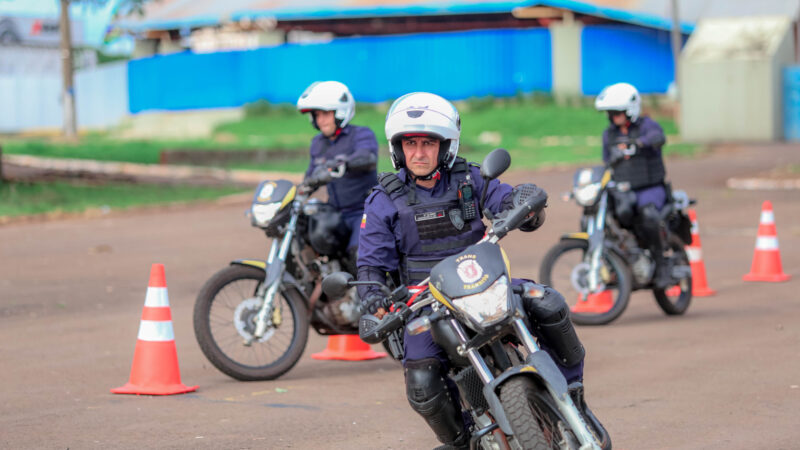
[570,262,606,295]
[233,297,275,343]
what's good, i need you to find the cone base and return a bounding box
[743,272,791,283]
[668,285,716,297]
[693,286,717,296]
[111,382,198,396]
[311,335,387,361]
[572,291,614,314]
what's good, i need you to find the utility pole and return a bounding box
[670,0,681,96]
[59,0,77,138]
[670,0,682,122]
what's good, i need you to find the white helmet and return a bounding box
[594,82,641,122]
[296,81,355,129]
[384,92,460,171]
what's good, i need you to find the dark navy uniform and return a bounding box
[602,115,672,288]
[356,158,584,448]
[602,116,667,210]
[305,124,378,250]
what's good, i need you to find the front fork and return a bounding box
[246,210,299,345]
[586,192,608,294]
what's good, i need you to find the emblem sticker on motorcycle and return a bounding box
[257,182,276,202]
[457,259,483,284]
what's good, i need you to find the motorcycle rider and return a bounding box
[357,92,588,449]
[297,81,379,272]
[595,82,671,289]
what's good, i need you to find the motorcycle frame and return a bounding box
[427,293,600,449]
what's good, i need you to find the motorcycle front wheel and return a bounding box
[539,239,633,326]
[499,377,575,450]
[193,264,309,381]
[653,235,693,315]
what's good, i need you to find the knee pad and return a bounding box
[636,204,666,250]
[611,189,636,228]
[523,287,586,367]
[405,358,449,404]
[405,358,466,445]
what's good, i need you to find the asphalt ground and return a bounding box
[1,144,799,449]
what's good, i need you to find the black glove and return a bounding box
[307,165,332,187]
[608,147,625,166]
[520,208,546,232]
[325,155,347,171]
[361,292,390,315]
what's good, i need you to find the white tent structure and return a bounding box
[680,16,796,141]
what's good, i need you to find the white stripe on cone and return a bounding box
[686,247,703,262]
[760,211,775,224]
[138,320,175,342]
[144,286,170,307]
[756,236,779,251]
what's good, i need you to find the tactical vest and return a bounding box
[376,158,486,284]
[609,126,666,190]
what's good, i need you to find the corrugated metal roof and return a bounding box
[115,0,799,34]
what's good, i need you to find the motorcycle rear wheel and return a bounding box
[193,264,309,381]
[653,235,693,315]
[539,239,633,326]
[499,377,572,450]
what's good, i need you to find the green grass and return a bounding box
[3,97,697,173]
[0,180,246,218]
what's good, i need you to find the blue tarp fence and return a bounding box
[128,25,680,114]
[129,28,552,113]
[581,25,678,95]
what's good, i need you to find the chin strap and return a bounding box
[409,168,442,182]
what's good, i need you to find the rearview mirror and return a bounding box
[480,148,511,180]
[321,272,353,298]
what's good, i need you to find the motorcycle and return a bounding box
[538,157,694,325]
[193,165,368,381]
[322,149,611,450]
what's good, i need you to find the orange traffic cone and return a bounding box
[311,335,387,361]
[743,201,791,282]
[671,209,716,296]
[571,290,614,314]
[111,264,198,395]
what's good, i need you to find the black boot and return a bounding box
[568,382,612,450]
[406,359,470,450]
[432,433,469,450]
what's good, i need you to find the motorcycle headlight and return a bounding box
[251,202,283,227]
[451,276,510,327]
[573,182,601,206]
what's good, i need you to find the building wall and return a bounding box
[0,62,128,133]
[772,28,796,139]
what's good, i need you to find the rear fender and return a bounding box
[230,259,309,306]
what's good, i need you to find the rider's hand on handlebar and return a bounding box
[374,307,388,320]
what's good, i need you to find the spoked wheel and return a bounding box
[653,235,693,315]
[499,377,576,450]
[539,240,633,325]
[193,265,309,381]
